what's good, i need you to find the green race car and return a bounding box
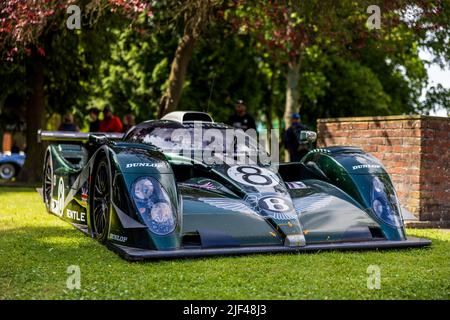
[38,111,430,260]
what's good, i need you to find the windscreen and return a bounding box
[126,124,262,155]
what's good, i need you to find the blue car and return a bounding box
[0,152,26,180]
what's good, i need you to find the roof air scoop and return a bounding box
[161,111,214,123]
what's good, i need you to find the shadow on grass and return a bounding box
[0,183,40,189]
[0,225,121,264]
[0,186,39,194]
[1,223,445,267]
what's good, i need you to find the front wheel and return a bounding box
[91,159,111,243]
[43,155,53,212]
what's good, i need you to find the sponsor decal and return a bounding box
[285,181,309,189]
[352,164,381,170]
[125,162,165,169]
[66,209,86,222]
[81,182,88,207]
[227,165,280,188]
[109,233,128,243]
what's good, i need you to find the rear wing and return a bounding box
[37,130,124,143]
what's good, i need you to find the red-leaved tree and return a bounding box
[0,0,151,182]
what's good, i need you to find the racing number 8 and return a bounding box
[236,166,272,186]
[227,165,279,188]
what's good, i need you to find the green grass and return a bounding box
[0,187,449,300]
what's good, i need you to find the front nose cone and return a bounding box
[245,193,305,242]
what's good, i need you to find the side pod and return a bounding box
[106,143,182,251]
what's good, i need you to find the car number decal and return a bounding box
[227,165,280,188]
[56,177,64,217]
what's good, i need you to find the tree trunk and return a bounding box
[283,56,301,162]
[158,26,197,118]
[265,70,275,148]
[17,56,46,183]
[283,57,301,129]
[267,69,275,132]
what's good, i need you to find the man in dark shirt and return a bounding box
[284,113,308,162]
[226,100,256,131]
[88,108,100,132]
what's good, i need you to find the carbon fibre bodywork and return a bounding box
[39,116,430,260]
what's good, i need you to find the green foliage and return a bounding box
[0,2,127,130]
[89,28,176,121]
[421,84,450,115]
[0,1,448,134]
[182,28,269,123]
[90,21,278,124]
[298,36,429,127]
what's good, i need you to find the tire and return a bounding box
[43,155,53,212]
[0,163,16,180]
[91,158,111,243]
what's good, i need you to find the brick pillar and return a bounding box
[317,115,449,228]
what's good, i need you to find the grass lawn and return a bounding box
[0,187,449,300]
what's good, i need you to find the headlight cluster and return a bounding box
[132,177,176,235]
[371,176,401,227]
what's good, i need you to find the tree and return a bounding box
[0,0,68,182]
[156,0,227,117]
[0,0,151,182]
[230,0,450,127]
[421,84,450,115]
[89,26,177,120]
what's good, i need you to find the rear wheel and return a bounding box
[43,155,53,212]
[0,163,16,180]
[92,159,111,243]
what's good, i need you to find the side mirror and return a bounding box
[299,131,317,143]
[89,134,108,146]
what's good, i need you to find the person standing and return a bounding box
[226,99,256,131]
[122,114,136,133]
[99,107,123,133]
[88,108,101,132]
[284,113,308,162]
[58,113,79,132]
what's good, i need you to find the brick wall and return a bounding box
[317,115,449,227]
